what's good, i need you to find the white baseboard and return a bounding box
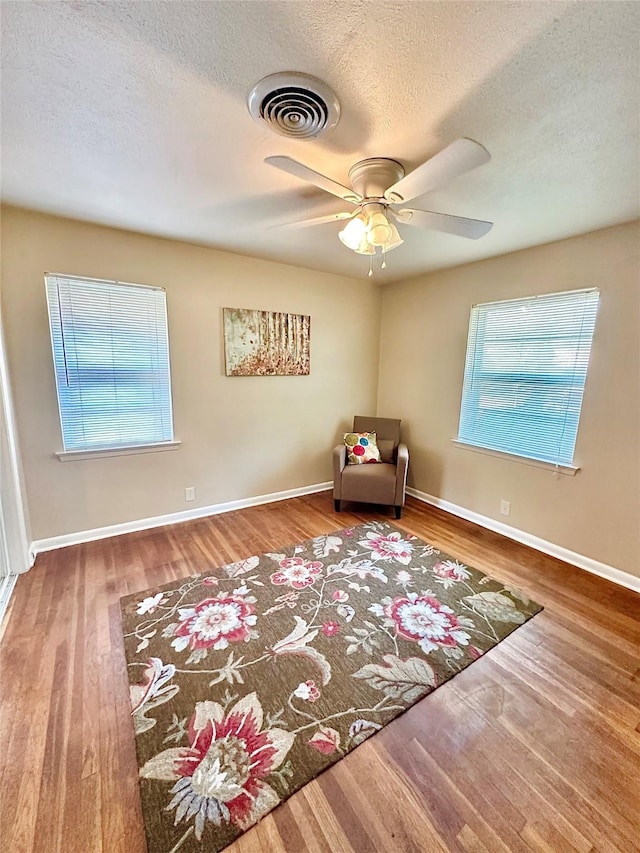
[28,481,639,594]
[30,481,333,559]
[406,487,640,594]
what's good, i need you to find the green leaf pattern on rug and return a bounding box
[462,591,527,624]
[348,718,382,746]
[353,654,437,703]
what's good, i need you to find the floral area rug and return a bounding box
[120,521,542,853]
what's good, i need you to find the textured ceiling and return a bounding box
[1,1,639,282]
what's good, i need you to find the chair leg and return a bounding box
[394,505,402,520]
[334,499,341,512]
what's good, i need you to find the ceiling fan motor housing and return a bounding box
[248,72,340,139]
[348,158,405,200]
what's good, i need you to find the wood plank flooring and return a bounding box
[1,493,639,852]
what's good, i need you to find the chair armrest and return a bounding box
[333,444,346,498]
[395,443,409,506]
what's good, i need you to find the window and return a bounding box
[457,289,599,467]
[45,274,174,453]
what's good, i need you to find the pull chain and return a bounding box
[368,256,373,277]
[381,253,387,271]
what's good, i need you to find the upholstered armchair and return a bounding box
[333,416,409,519]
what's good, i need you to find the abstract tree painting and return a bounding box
[223,308,311,376]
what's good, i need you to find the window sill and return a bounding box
[451,439,579,476]
[55,440,181,462]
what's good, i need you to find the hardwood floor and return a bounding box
[1,492,639,853]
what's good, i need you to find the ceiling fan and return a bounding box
[266,138,493,275]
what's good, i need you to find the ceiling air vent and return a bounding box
[248,72,340,140]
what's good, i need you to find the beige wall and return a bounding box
[377,222,640,579]
[0,206,381,540]
[2,207,638,582]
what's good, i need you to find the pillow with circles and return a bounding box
[343,432,381,465]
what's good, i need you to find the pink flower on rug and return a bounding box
[321,621,340,637]
[432,559,471,588]
[307,725,340,755]
[139,693,295,839]
[270,557,323,589]
[170,593,257,653]
[468,646,483,660]
[293,679,321,702]
[332,589,349,603]
[386,593,471,654]
[358,530,414,565]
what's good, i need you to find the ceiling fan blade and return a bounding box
[384,138,490,204]
[396,208,493,239]
[272,211,353,229]
[265,156,362,204]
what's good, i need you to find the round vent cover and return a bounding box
[248,72,340,139]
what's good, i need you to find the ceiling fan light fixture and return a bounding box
[354,236,376,255]
[266,139,493,272]
[338,213,367,250]
[383,221,404,251]
[338,207,405,255]
[367,211,392,247]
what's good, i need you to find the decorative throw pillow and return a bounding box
[344,432,381,465]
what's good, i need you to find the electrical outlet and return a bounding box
[500,499,511,516]
[185,486,195,502]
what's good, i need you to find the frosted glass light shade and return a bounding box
[338,208,404,256]
[367,211,392,246]
[354,236,376,255]
[383,222,404,251]
[338,214,367,250]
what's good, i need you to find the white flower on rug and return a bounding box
[385,593,472,654]
[139,693,295,839]
[293,680,321,702]
[358,530,414,565]
[169,592,258,654]
[270,557,324,589]
[136,592,167,615]
[431,560,471,588]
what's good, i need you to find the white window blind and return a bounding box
[457,288,599,466]
[45,274,174,452]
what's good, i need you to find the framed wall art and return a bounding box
[223,307,311,376]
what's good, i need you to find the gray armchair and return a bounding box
[333,416,409,519]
